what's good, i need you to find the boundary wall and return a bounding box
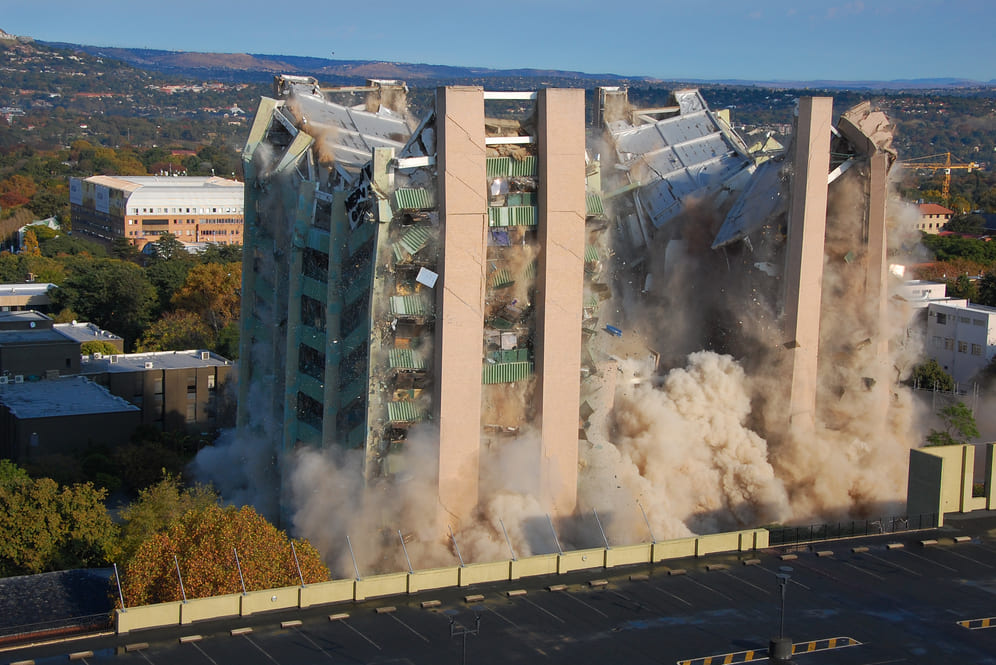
[116,528,766,633]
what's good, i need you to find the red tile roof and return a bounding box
[919,203,953,216]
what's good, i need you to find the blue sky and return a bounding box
[2,0,994,82]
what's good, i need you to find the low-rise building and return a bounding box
[0,375,141,462]
[0,283,56,313]
[926,300,996,384]
[69,175,244,250]
[917,203,954,234]
[53,320,124,353]
[80,350,234,433]
[0,311,80,378]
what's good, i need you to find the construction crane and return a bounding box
[898,152,980,206]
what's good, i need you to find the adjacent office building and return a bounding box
[70,175,244,249]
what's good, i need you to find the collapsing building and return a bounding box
[236,74,904,558]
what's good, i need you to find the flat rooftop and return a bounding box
[53,321,123,345]
[0,282,56,296]
[0,328,71,346]
[0,376,139,418]
[80,349,233,373]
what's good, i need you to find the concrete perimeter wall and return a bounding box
[116,528,766,633]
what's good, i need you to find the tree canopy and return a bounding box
[926,402,980,447]
[0,461,117,576]
[121,504,328,606]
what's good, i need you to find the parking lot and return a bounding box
[6,516,996,665]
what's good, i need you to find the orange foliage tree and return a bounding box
[120,504,328,606]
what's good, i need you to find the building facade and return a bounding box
[917,202,954,234]
[70,175,244,249]
[926,301,996,385]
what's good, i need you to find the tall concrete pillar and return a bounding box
[866,151,891,421]
[783,97,833,440]
[434,86,487,528]
[535,88,586,516]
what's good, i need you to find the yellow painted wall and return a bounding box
[459,561,511,586]
[409,566,460,593]
[180,594,241,625]
[116,602,181,633]
[510,553,558,579]
[652,537,697,561]
[605,543,652,568]
[299,579,354,608]
[557,548,606,573]
[751,529,769,549]
[355,572,409,600]
[696,531,742,556]
[241,585,301,616]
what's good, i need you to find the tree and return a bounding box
[926,402,980,447]
[50,257,157,348]
[81,340,120,356]
[149,232,189,262]
[910,359,955,392]
[171,262,241,334]
[977,271,996,307]
[0,462,118,576]
[947,274,978,302]
[21,228,40,256]
[136,311,213,352]
[117,473,218,564]
[121,505,328,606]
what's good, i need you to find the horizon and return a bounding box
[2,0,994,83]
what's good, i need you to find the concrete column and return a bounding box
[866,151,891,424]
[536,88,586,516]
[783,97,832,440]
[434,86,487,528]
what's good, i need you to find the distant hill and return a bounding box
[40,43,646,86]
[40,41,996,91]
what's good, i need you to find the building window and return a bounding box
[302,248,329,282]
[207,374,216,390]
[296,391,323,430]
[301,295,326,331]
[944,338,954,350]
[299,343,326,380]
[959,316,971,324]
[974,319,985,326]
[972,344,983,356]
[936,312,947,325]
[932,336,942,348]
[186,403,196,423]
[958,341,968,353]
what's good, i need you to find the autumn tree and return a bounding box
[21,228,40,256]
[171,262,242,334]
[0,460,118,576]
[121,505,328,606]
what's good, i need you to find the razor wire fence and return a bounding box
[0,612,112,643]
[766,513,939,547]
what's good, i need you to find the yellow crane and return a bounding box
[899,152,980,206]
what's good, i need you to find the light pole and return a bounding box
[770,566,793,663]
[449,614,481,665]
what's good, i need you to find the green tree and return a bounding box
[910,359,955,392]
[136,311,213,352]
[117,473,218,564]
[81,340,120,356]
[0,461,118,576]
[51,257,157,348]
[149,232,189,261]
[121,505,328,606]
[926,402,980,447]
[947,274,978,302]
[977,271,996,307]
[145,257,193,314]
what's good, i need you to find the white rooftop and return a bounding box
[80,349,232,373]
[0,376,139,418]
[53,321,123,344]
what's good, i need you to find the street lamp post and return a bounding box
[770,566,793,663]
